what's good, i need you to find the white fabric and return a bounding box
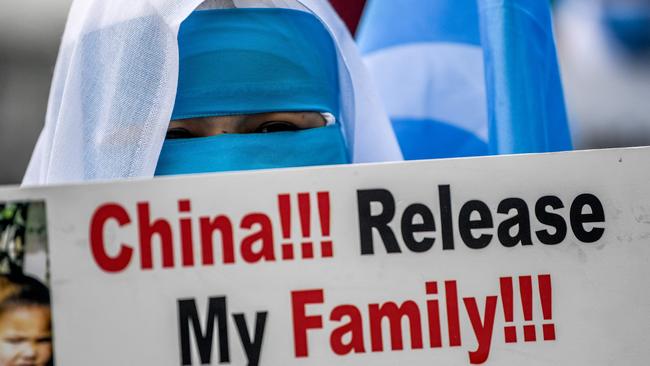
[364,42,488,142]
[23,0,403,185]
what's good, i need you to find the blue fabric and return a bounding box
[357,0,572,159]
[392,118,488,160]
[155,125,349,175]
[172,8,340,120]
[357,0,487,160]
[358,0,481,54]
[478,0,572,154]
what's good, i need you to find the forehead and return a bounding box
[0,306,51,334]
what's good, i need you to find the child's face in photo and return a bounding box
[0,306,52,366]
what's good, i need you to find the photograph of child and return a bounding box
[0,201,52,366]
[0,274,52,366]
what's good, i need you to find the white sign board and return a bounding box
[2,147,650,365]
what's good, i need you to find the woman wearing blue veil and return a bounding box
[23,0,402,184]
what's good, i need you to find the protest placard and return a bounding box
[1,147,649,365]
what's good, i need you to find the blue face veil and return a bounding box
[154,8,348,176]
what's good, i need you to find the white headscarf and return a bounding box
[23,0,402,185]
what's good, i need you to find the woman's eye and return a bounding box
[255,121,299,133]
[166,128,193,139]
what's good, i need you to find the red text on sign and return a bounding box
[89,192,333,273]
[291,274,555,364]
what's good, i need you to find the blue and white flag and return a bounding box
[357,0,572,159]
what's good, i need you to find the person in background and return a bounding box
[555,0,650,149]
[0,274,52,366]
